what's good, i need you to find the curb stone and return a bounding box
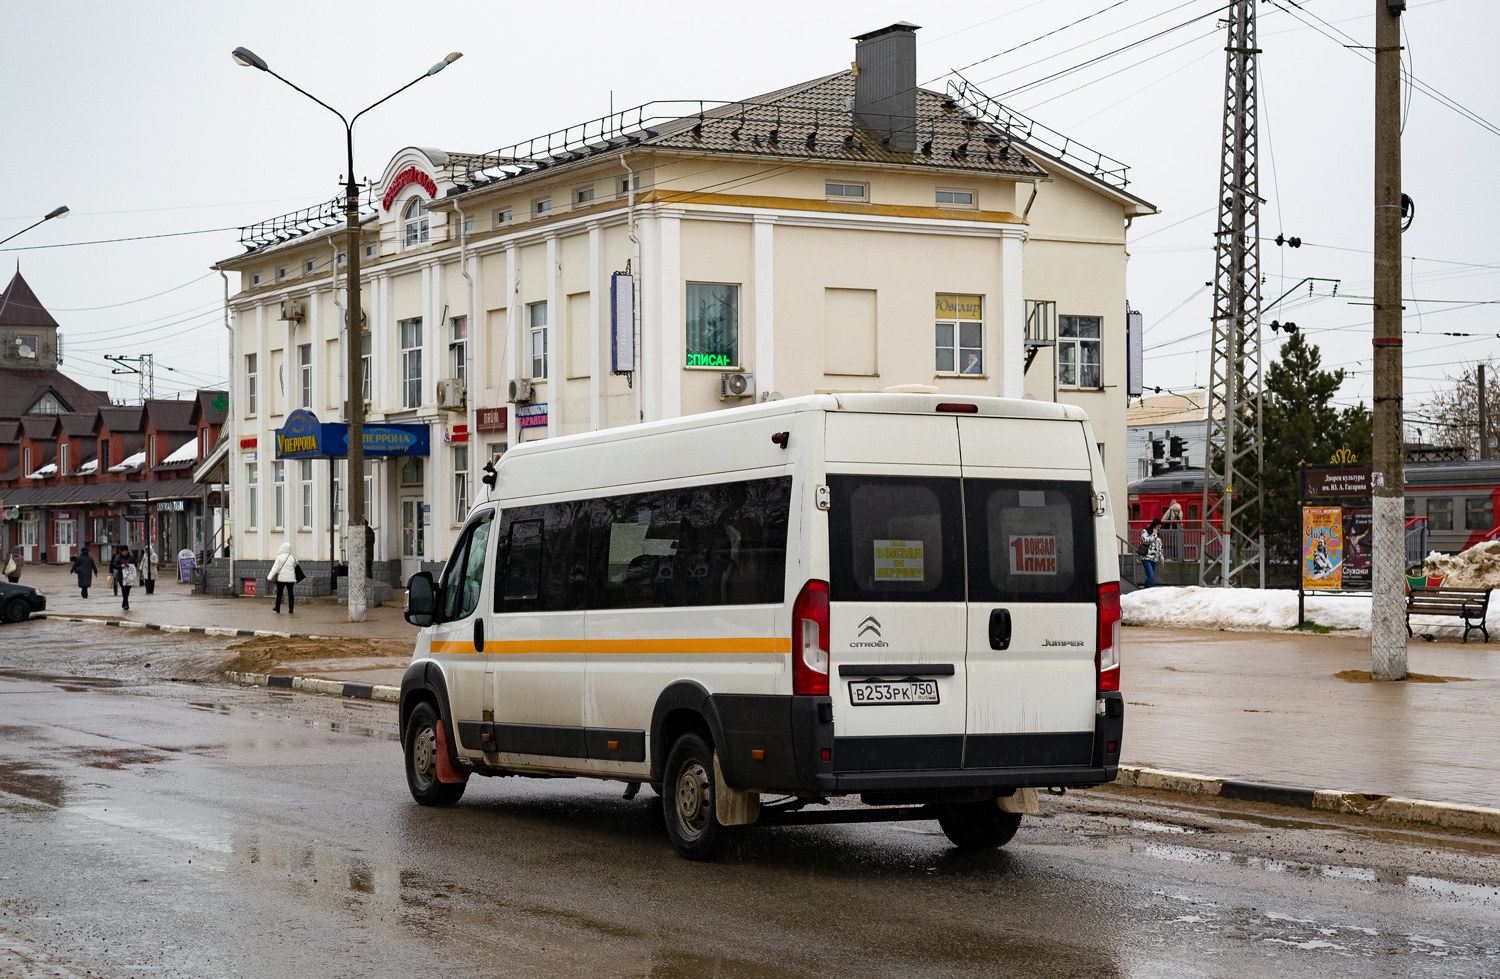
[1113,765,1500,837]
[34,613,397,643]
[224,669,399,704]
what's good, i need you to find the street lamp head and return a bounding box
[43,206,69,221]
[232,46,270,72]
[427,51,463,76]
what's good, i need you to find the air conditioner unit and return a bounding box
[280,299,306,323]
[436,379,467,410]
[342,399,373,420]
[508,378,533,404]
[721,372,755,399]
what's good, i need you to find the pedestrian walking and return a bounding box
[268,542,300,615]
[4,546,20,583]
[111,545,137,611]
[1138,518,1166,588]
[71,545,98,599]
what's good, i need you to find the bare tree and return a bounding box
[1413,359,1500,457]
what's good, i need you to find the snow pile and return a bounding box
[162,439,199,464]
[1123,585,1499,640]
[1422,542,1500,589]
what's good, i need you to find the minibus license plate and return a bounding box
[848,679,940,706]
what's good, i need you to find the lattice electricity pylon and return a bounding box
[1200,0,1265,588]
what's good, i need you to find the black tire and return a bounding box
[3,598,30,624]
[661,731,725,860]
[404,702,466,807]
[936,801,1023,850]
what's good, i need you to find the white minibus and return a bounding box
[400,393,1124,859]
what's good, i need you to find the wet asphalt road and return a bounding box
[1,621,1497,978]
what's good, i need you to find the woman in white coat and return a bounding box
[268,542,300,614]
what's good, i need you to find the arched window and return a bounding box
[403,197,429,246]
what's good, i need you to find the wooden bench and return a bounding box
[1406,586,1492,643]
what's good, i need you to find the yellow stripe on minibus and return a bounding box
[429,637,791,656]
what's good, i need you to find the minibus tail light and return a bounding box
[792,579,830,696]
[935,402,978,413]
[1097,582,1121,692]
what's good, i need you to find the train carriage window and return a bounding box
[1428,498,1453,531]
[1465,497,1493,531]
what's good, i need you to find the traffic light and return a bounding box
[1170,435,1187,459]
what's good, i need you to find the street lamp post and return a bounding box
[232,47,461,621]
[0,206,69,247]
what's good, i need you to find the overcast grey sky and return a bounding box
[2,0,1494,429]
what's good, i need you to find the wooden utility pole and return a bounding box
[1479,364,1488,460]
[1370,0,1406,680]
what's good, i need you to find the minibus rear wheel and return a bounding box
[936,801,1022,850]
[405,702,466,807]
[662,732,725,860]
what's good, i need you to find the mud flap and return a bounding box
[714,755,760,826]
[435,720,471,786]
[998,787,1039,814]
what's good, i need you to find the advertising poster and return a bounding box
[1341,509,1373,590]
[1302,506,1343,590]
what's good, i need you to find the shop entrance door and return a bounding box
[400,496,426,582]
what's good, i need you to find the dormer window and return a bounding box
[404,197,430,245]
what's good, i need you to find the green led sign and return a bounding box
[686,353,732,367]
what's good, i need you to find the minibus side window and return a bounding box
[964,479,1096,604]
[494,500,591,613]
[500,518,543,606]
[827,475,965,603]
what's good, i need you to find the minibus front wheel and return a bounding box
[404,702,466,808]
[662,732,727,860]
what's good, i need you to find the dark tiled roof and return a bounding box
[0,478,205,507]
[58,410,101,437]
[20,415,58,440]
[145,400,197,432]
[98,405,145,434]
[0,272,60,329]
[195,390,228,427]
[0,421,18,442]
[0,368,109,421]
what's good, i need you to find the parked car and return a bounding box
[399,393,1124,860]
[0,581,46,623]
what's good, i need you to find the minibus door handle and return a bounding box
[989,608,1011,651]
[474,618,485,653]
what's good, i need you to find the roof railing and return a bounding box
[944,73,1130,189]
[238,185,377,251]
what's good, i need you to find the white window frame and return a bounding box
[23,447,32,477]
[494,208,512,228]
[364,243,378,259]
[245,353,258,416]
[1057,314,1104,390]
[303,259,317,276]
[246,461,259,531]
[462,215,474,234]
[934,294,985,376]
[453,445,469,523]
[533,197,552,218]
[617,174,641,198]
[399,317,423,409]
[298,343,312,409]
[299,459,314,530]
[58,442,68,476]
[251,273,262,287]
[449,315,468,389]
[21,516,38,547]
[825,181,868,202]
[573,185,595,208]
[272,460,286,531]
[403,197,430,246]
[56,519,75,547]
[528,303,549,379]
[360,332,372,403]
[935,188,977,208]
[148,434,157,467]
[336,251,346,268]
[276,266,290,281]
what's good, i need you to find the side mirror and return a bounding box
[405,571,439,627]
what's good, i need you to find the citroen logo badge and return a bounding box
[857,615,881,638]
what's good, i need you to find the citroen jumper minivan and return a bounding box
[400,393,1124,859]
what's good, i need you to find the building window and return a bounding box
[364,243,378,259]
[298,343,312,409]
[533,198,552,218]
[272,461,286,530]
[618,174,640,197]
[400,457,424,485]
[360,332,372,403]
[574,186,595,207]
[453,445,469,521]
[98,439,109,470]
[1058,315,1103,389]
[276,266,290,282]
[529,302,549,379]
[685,283,738,368]
[20,516,37,547]
[303,259,317,275]
[246,462,259,530]
[16,334,38,358]
[399,317,423,409]
[826,182,867,201]
[403,197,430,245]
[300,459,314,530]
[57,520,75,547]
[363,460,375,521]
[149,434,157,467]
[462,216,474,234]
[936,189,975,207]
[251,273,262,287]
[1466,496,1493,531]
[494,208,512,227]
[245,353,258,415]
[336,251,346,268]
[450,316,468,388]
[935,293,984,375]
[23,447,31,477]
[59,443,69,475]
[1428,497,1454,531]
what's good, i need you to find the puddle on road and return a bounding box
[0,762,66,808]
[65,747,172,771]
[187,699,397,742]
[1079,813,1202,835]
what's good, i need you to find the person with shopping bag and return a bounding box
[268,542,302,615]
[111,545,138,611]
[4,546,20,583]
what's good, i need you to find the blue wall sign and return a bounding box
[516,403,548,429]
[275,410,430,458]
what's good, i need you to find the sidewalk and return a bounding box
[23,561,415,641]
[1124,625,1500,810]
